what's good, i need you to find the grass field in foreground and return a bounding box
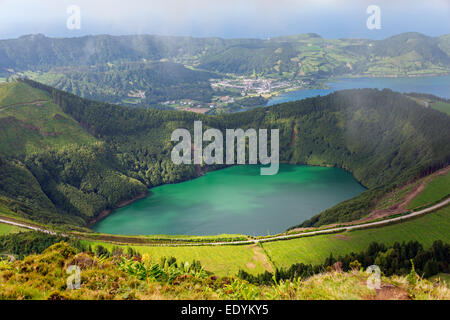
[85,241,269,276]
[263,205,450,269]
[85,206,450,277]
[0,222,27,235]
[408,171,450,209]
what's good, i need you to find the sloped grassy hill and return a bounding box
[30,61,220,106]
[0,82,95,156]
[0,79,449,230]
[0,242,448,300]
[0,82,147,227]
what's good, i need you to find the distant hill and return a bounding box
[0,79,448,229]
[36,62,219,106]
[0,34,225,71]
[198,32,450,77]
[0,32,449,108]
[1,32,449,75]
[345,32,450,64]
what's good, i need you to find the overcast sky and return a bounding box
[0,0,449,40]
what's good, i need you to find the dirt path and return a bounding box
[0,217,56,235]
[360,166,450,223]
[310,166,450,231]
[88,192,147,226]
[0,99,47,111]
[247,244,274,272]
[366,284,410,300]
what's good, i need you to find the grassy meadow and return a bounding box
[0,82,96,157]
[262,206,450,269]
[1,241,448,300]
[0,222,27,235]
[84,241,271,276]
[79,205,450,276]
[408,171,450,209]
[430,101,450,115]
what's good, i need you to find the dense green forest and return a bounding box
[35,62,220,106]
[0,79,448,231]
[0,231,88,259]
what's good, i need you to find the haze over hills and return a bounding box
[1,32,449,109]
[1,32,449,74]
[1,0,450,302]
[0,79,449,230]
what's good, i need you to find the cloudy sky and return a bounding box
[0,0,449,39]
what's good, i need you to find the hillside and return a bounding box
[27,61,220,106]
[0,82,148,227]
[0,82,96,156]
[0,79,448,230]
[199,32,450,77]
[0,241,448,300]
[1,32,449,108]
[2,33,449,77]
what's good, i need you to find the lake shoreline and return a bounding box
[267,74,450,106]
[88,165,221,230]
[89,162,368,233]
[91,164,366,236]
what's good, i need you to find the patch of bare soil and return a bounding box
[250,245,274,273]
[363,183,426,220]
[88,192,147,226]
[290,124,298,147]
[181,107,209,114]
[366,284,410,300]
[0,99,47,110]
[333,234,351,241]
[326,166,450,230]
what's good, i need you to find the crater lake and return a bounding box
[92,164,366,236]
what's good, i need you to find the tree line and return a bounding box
[238,240,450,285]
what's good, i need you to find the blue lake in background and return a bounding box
[267,75,450,106]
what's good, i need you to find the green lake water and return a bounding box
[92,165,366,236]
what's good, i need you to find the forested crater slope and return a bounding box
[0,79,448,230]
